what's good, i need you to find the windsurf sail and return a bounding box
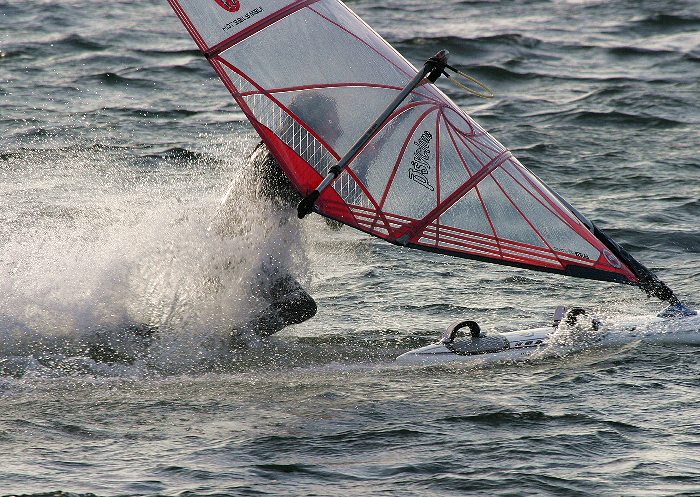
[167,0,681,304]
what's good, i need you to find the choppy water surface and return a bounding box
[1,1,699,495]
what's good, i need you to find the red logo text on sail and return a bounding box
[214,0,241,12]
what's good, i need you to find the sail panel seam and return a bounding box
[206,0,321,57]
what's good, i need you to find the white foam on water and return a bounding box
[0,135,312,374]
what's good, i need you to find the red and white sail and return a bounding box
[168,0,639,285]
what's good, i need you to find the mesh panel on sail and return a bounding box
[219,63,257,94]
[239,90,336,178]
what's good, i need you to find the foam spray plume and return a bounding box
[0,136,310,376]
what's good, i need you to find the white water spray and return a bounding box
[0,136,311,373]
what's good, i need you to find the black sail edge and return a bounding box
[534,171,681,305]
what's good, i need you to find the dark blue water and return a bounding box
[1,1,699,495]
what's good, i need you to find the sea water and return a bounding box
[1,1,699,495]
